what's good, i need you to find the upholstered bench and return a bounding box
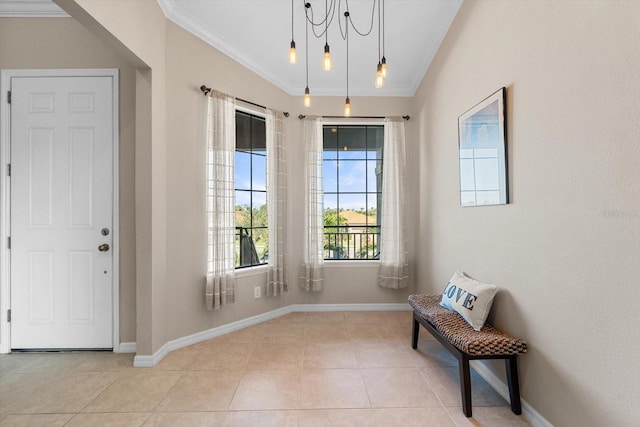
[409,294,527,417]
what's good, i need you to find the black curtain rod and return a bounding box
[298,114,410,121]
[200,85,289,117]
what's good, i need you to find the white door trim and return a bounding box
[0,69,120,353]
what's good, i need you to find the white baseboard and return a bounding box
[133,302,410,367]
[471,361,553,427]
[115,342,136,353]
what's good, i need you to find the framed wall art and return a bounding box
[458,87,508,207]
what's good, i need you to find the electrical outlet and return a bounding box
[254,286,261,299]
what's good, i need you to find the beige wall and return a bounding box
[414,1,640,426]
[0,17,137,343]
[61,0,169,355]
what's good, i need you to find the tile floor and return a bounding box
[0,311,529,426]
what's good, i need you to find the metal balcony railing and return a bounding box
[235,225,379,266]
[235,227,264,268]
[324,225,380,260]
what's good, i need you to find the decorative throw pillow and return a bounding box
[440,271,499,331]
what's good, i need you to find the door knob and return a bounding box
[98,243,110,252]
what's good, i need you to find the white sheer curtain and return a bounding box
[300,117,324,292]
[205,91,236,310]
[378,117,408,289]
[266,109,288,296]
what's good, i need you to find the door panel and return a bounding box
[10,76,114,349]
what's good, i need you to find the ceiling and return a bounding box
[1,0,463,97]
[0,0,67,16]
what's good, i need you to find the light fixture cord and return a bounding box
[346,12,349,97]
[291,0,294,39]
[307,0,335,39]
[325,0,329,44]
[377,0,381,61]
[382,0,385,56]
[305,6,309,87]
[340,0,376,38]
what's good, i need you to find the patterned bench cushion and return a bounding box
[409,294,528,356]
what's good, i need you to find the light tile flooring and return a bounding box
[0,311,529,426]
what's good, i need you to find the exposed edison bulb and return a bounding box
[303,87,311,107]
[374,63,385,89]
[288,40,298,64]
[343,97,352,117]
[380,56,388,78]
[322,44,333,71]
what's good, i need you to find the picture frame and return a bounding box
[458,87,508,207]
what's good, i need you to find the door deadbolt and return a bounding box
[98,243,110,252]
[101,228,110,236]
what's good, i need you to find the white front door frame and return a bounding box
[0,69,120,353]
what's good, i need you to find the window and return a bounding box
[323,125,384,260]
[235,111,268,268]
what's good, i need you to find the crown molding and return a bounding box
[0,0,68,17]
[157,0,301,95]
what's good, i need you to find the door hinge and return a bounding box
[6,91,10,104]
[6,310,10,323]
[6,163,10,177]
[7,236,10,249]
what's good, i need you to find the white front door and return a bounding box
[10,75,114,349]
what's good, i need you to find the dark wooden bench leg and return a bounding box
[459,355,472,417]
[412,315,420,349]
[506,356,522,415]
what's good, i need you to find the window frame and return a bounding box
[234,107,269,270]
[321,122,384,262]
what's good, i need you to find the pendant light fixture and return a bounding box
[374,0,385,89]
[380,0,388,78]
[322,45,333,72]
[288,0,389,112]
[321,0,333,71]
[288,0,297,64]
[374,62,384,89]
[304,6,311,107]
[343,11,351,117]
[304,87,311,107]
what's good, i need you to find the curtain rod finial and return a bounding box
[200,85,211,95]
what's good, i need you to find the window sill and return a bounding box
[324,260,380,268]
[235,264,269,278]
